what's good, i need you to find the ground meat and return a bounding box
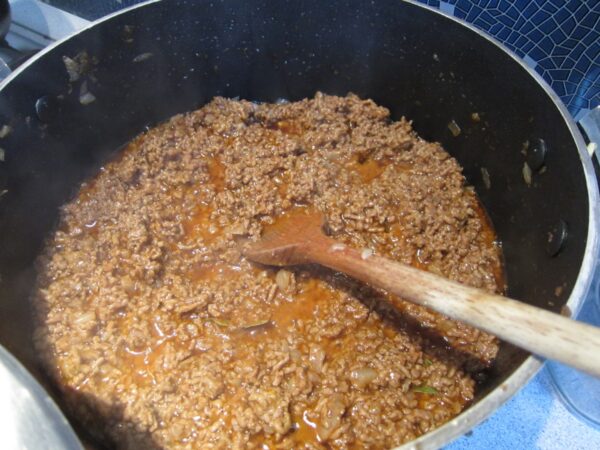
[32,93,504,450]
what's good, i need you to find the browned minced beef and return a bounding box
[33,93,503,450]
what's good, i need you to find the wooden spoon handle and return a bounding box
[308,237,600,377]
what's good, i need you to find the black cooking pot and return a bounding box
[0,1,597,449]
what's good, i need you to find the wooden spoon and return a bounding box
[242,209,600,377]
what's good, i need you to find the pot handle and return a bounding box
[578,105,600,161]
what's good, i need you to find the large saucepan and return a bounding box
[0,0,598,448]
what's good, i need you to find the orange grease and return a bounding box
[183,204,220,244]
[207,157,226,192]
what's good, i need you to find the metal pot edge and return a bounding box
[397,2,600,449]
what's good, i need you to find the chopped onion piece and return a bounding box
[317,394,346,441]
[275,269,291,291]
[309,345,326,372]
[133,52,153,63]
[0,125,12,138]
[74,311,96,326]
[448,120,461,137]
[361,248,373,260]
[350,367,378,388]
[63,55,80,81]
[480,167,491,189]
[522,162,532,186]
[330,243,346,252]
[79,81,96,105]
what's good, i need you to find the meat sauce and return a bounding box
[34,94,504,449]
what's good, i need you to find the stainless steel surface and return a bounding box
[0,345,82,450]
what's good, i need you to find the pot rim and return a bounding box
[0,1,597,449]
[397,1,600,449]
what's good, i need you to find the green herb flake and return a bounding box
[423,358,433,367]
[412,385,438,395]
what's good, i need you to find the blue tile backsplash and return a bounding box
[45,0,600,119]
[417,0,600,120]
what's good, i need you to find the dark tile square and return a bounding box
[559,16,578,36]
[474,17,493,28]
[564,55,578,68]
[489,23,503,34]
[548,0,566,8]
[506,30,520,44]
[527,27,545,43]
[564,81,578,95]
[549,28,567,45]
[551,69,571,81]
[542,3,558,15]
[562,95,574,106]
[480,10,496,23]
[552,7,572,25]
[519,20,535,35]
[569,42,586,61]
[523,3,540,19]
[538,17,559,34]
[515,35,530,49]
[565,0,581,14]
[513,0,530,9]
[538,57,556,70]
[538,36,554,53]
[580,11,600,29]
[531,9,552,25]
[570,25,591,41]
[528,45,545,60]
[514,15,527,30]
[466,6,484,22]
[553,46,571,57]
[553,81,566,96]
[585,86,600,100]
[454,9,468,20]
[582,30,599,47]
[574,53,593,73]
[573,4,589,22]
[553,56,566,67]
[568,70,583,84]
[496,27,511,40]
[561,37,580,50]
[456,0,474,13]
[522,40,535,53]
[539,71,554,86]
[506,5,520,20]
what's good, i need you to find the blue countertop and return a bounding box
[448,367,600,449]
